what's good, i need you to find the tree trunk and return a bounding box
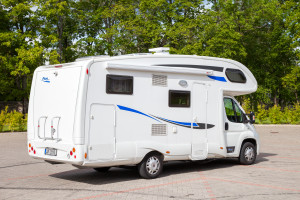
[22,76,27,115]
[274,91,278,106]
[57,0,64,63]
[58,14,63,63]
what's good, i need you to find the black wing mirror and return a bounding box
[243,111,255,124]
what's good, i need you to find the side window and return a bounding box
[169,90,190,107]
[224,98,244,123]
[224,98,236,122]
[106,74,133,94]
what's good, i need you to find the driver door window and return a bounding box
[224,98,243,123]
[233,101,243,123]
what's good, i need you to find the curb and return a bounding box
[0,131,26,134]
[254,124,300,127]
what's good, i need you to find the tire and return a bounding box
[239,142,256,165]
[138,153,163,179]
[93,167,110,173]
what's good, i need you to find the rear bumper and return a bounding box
[27,140,86,165]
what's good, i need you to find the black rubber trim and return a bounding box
[154,116,215,130]
[153,64,224,72]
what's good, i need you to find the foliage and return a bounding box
[0,0,299,115]
[0,0,43,104]
[282,66,300,104]
[255,104,300,124]
[242,98,251,114]
[268,105,283,124]
[256,104,268,123]
[288,103,300,124]
[0,106,9,131]
[0,106,27,132]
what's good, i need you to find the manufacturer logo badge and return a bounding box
[42,77,50,83]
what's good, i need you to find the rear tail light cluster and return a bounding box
[28,143,36,154]
[69,147,76,159]
[67,147,87,160]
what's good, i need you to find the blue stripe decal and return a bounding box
[156,116,199,127]
[117,105,161,122]
[207,75,227,82]
[117,105,215,129]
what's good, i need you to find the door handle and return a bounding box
[193,117,198,122]
[225,122,229,131]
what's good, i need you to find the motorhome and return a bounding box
[27,47,259,179]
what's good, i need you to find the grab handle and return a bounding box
[38,116,48,139]
[51,116,61,140]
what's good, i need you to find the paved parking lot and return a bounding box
[1,125,300,200]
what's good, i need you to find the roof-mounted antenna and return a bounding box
[149,47,170,54]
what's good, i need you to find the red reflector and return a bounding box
[55,65,62,68]
[34,150,36,154]
[74,155,76,159]
[70,151,73,156]
[29,150,31,153]
[31,147,33,151]
[86,68,89,75]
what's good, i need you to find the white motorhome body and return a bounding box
[27,51,259,178]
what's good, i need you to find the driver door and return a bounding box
[224,97,247,153]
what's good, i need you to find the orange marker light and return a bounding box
[29,143,31,148]
[166,151,170,154]
[72,147,76,153]
[220,147,223,149]
[84,153,87,159]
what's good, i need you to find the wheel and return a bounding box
[239,142,256,165]
[93,167,110,173]
[138,153,163,179]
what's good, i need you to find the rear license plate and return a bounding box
[45,148,57,156]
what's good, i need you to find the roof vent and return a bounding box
[149,47,170,54]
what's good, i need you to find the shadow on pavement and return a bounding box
[50,167,140,185]
[256,152,277,163]
[50,152,276,185]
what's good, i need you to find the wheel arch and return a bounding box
[241,138,257,152]
[141,150,165,162]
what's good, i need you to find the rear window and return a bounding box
[225,68,246,83]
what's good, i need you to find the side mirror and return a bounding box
[243,111,255,124]
[249,111,255,124]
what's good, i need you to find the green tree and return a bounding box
[282,66,300,104]
[0,0,43,113]
[202,0,297,108]
[37,0,77,63]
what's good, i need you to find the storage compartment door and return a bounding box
[88,104,115,161]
